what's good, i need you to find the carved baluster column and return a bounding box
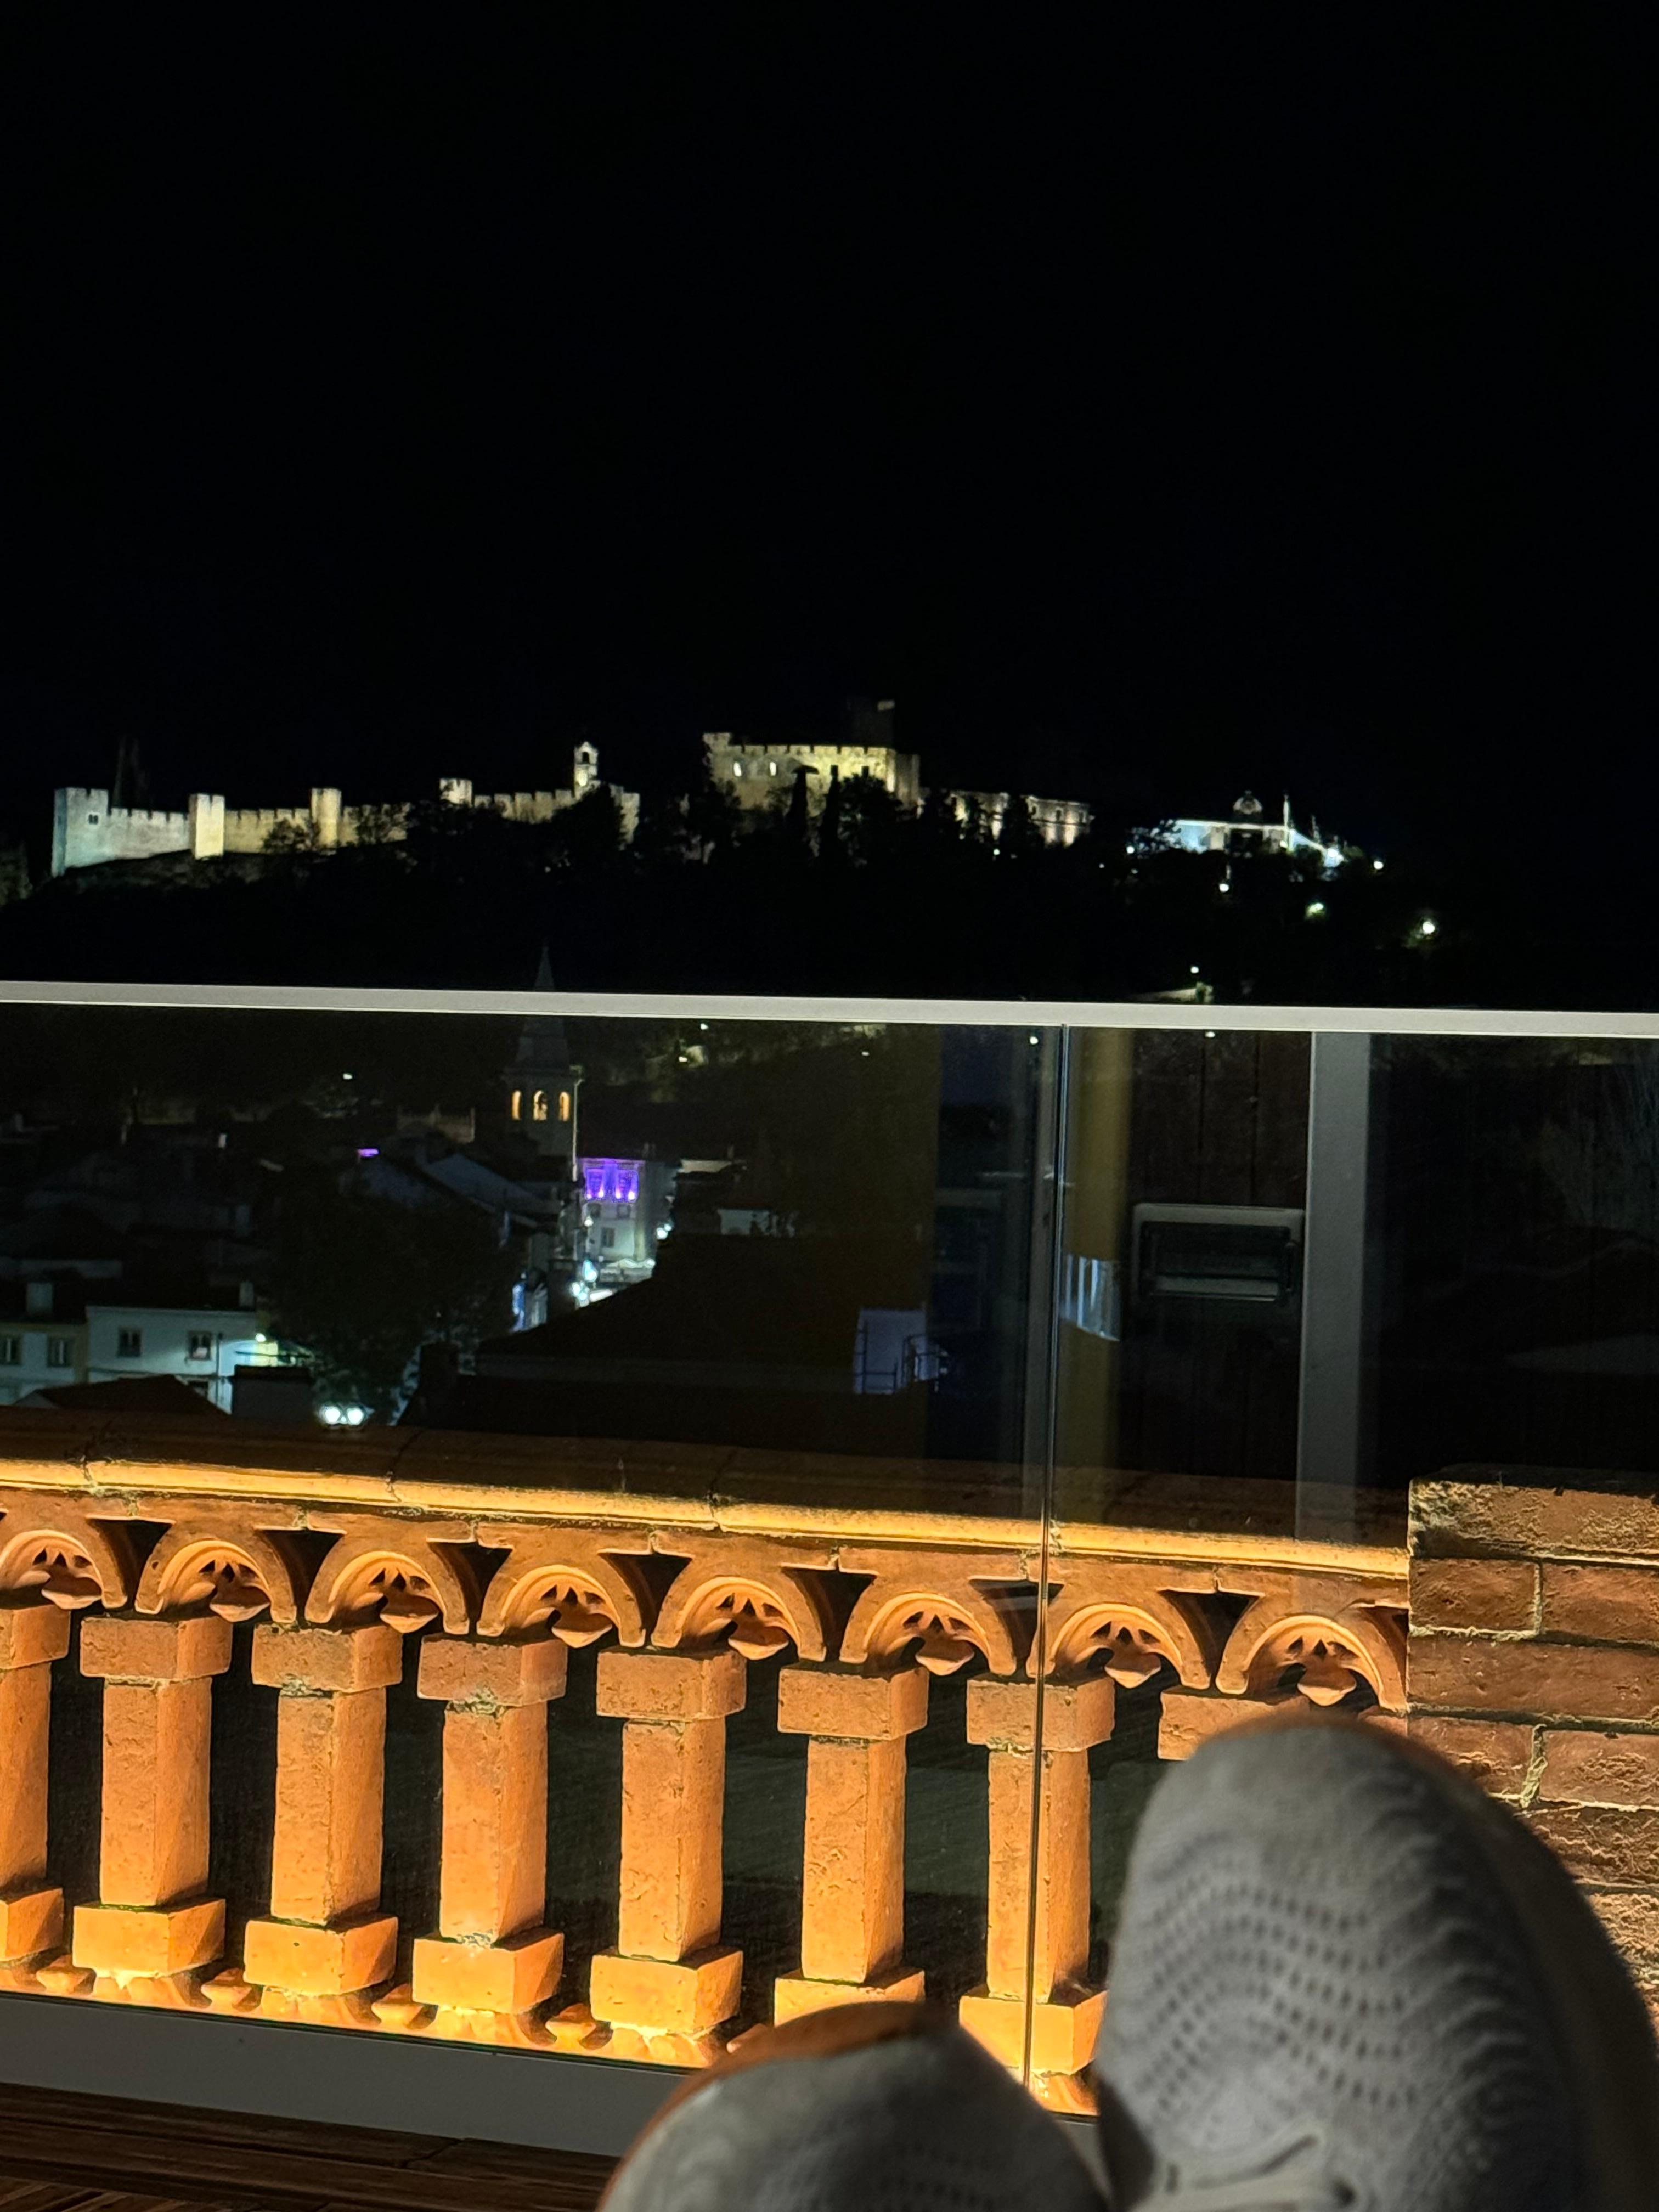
[773,1662,929,2020]
[405,1634,567,2036]
[239,1623,401,2018]
[588,1646,745,2058]
[71,1614,232,1990]
[0,1601,70,1974]
[960,1675,1114,2096]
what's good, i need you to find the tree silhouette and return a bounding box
[998,791,1042,859]
[785,763,812,843]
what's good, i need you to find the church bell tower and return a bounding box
[507,949,580,1171]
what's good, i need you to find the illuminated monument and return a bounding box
[50,744,639,878]
[1135,791,1347,872]
[703,701,1093,849]
[50,704,1097,873]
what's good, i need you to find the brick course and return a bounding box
[1538,1729,1659,1809]
[1409,1557,1537,1632]
[1539,1563,1659,1647]
[1526,1804,1659,1886]
[1410,1634,1659,1725]
[1407,1714,1535,1797]
[1408,1472,1659,2018]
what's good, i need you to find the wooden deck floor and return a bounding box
[0,2085,614,2212]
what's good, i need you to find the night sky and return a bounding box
[8,11,1655,867]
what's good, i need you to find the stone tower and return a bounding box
[508,947,580,1169]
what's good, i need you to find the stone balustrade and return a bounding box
[0,1415,1414,2107]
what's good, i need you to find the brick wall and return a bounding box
[1409,1470,1659,2021]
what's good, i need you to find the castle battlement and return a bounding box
[701,714,1090,846]
[52,747,640,877]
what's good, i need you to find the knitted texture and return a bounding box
[605,2022,1104,2212]
[1094,1724,1576,2211]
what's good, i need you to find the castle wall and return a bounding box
[188,792,225,860]
[223,807,310,853]
[704,737,922,812]
[473,791,560,823]
[949,790,1094,848]
[1030,795,1092,847]
[52,791,190,876]
[50,746,689,876]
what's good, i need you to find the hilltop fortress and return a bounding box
[52,743,637,877]
[702,702,1092,847]
[50,706,1094,877]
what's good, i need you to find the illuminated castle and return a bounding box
[50,744,640,877]
[703,702,1092,849]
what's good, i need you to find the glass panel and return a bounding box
[0,996,1060,2095]
[1366,1035,1659,1483]
[1034,1019,1361,2115]
[1052,1025,1313,1529]
[1035,1017,1659,2118]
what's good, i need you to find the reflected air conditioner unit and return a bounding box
[1131,1204,1305,1307]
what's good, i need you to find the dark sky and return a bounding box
[8,9,1656,861]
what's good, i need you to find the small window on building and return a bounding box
[558,1090,572,1123]
[88,812,100,826]
[510,1089,522,1120]
[532,1089,549,1122]
[46,1337,73,1370]
[732,761,743,777]
[600,1227,615,1249]
[0,1336,19,1366]
[117,1327,143,1358]
[769,760,778,776]
[187,1331,214,1361]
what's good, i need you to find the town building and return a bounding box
[82,1289,273,1409]
[0,1279,87,1402]
[575,1154,675,1296]
[50,744,639,877]
[0,1275,276,1409]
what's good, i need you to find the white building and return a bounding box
[0,1280,88,1404]
[1136,793,1346,872]
[83,1296,275,1411]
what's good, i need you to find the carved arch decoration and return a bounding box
[0,1493,136,1611]
[1041,1580,1221,1690]
[477,1523,653,1648]
[135,1519,309,1624]
[651,1537,837,1663]
[305,1517,479,1635]
[1217,1588,1408,1713]
[838,1545,1026,1677]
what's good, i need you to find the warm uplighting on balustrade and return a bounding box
[0,1419,1410,2108]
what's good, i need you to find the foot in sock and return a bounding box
[601,2000,1105,2211]
[1093,1712,1659,2211]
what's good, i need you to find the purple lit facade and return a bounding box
[582,1158,642,1204]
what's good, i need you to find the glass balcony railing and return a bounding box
[2,987,1657,2133]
